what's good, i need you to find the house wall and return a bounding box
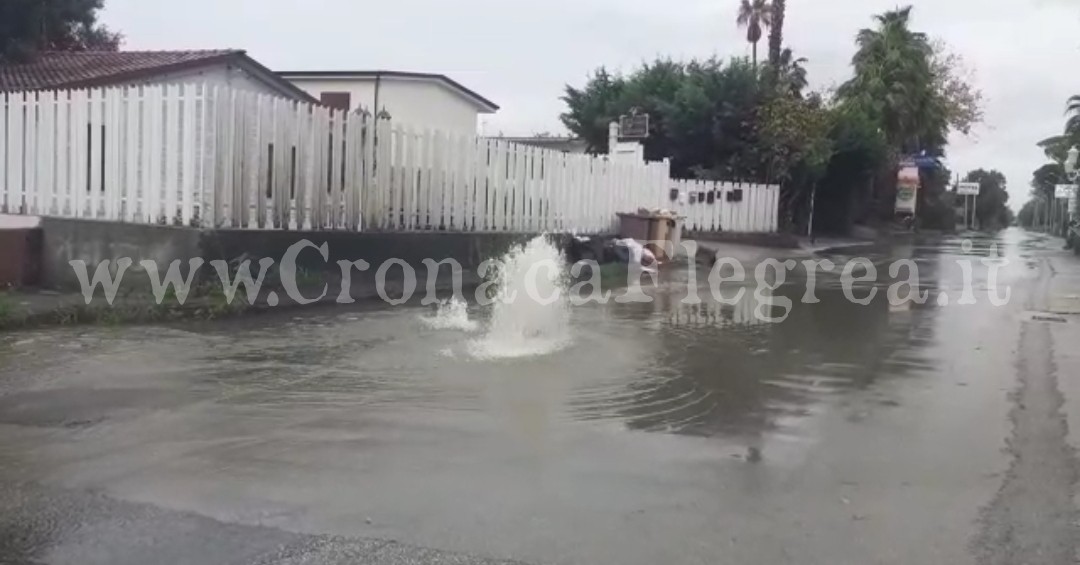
[285,77,483,133]
[129,62,287,98]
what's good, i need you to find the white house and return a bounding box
[0,50,315,102]
[277,70,499,134]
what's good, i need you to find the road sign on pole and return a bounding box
[957,182,980,196]
[1054,184,1077,199]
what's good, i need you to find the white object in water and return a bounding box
[615,238,658,273]
[421,296,479,332]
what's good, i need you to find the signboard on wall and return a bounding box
[895,165,920,215]
[1054,184,1077,199]
[619,113,649,138]
[956,182,980,196]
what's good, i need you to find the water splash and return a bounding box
[421,296,479,332]
[469,236,571,359]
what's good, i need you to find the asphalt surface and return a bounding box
[2,228,1080,564]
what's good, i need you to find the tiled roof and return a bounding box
[0,50,242,91]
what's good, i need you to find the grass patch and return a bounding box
[0,292,12,325]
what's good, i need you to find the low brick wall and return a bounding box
[0,228,43,288]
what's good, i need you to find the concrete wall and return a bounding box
[200,230,534,271]
[284,76,485,133]
[38,217,552,291]
[41,218,203,291]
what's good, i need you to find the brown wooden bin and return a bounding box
[616,212,682,260]
[616,213,653,241]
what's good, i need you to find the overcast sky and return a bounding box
[102,0,1079,208]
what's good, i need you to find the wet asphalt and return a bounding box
[2,228,1080,565]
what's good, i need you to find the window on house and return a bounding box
[319,92,352,111]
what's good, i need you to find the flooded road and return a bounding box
[1,228,1079,565]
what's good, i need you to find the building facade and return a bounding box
[278,71,498,134]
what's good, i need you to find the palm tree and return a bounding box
[776,47,807,96]
[837,6,935,154]
[768,0,785,67]
[1036,95,1080,164]
[736,0,772,67]
[1063,94,1080,140]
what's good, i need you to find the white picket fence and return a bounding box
[669,178,779,233]
[0,84,673,233]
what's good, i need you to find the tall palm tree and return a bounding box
[736,0,772,67]
[768,0,785,67]
[837,6,935,154]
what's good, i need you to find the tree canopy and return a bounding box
[0,0,120,62]
[560,4,982,233]
[560,58,767,180]
[963,169,1010,230]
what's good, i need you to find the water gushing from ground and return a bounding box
[469,236,571,359]
[422,296,479,332]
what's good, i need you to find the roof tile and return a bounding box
[0,50,242,91]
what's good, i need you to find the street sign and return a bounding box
[956,182,980,196]
[1054,184,1077,199]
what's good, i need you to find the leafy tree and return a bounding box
[768,0,786,67]
[810,104,889,232]
[758,92,834,230]
[964,169,1010,230]
[930,41,983,137]
[0,0,120,62]
[736,0,772,67]
[559,68,627,153]
[758,94,829,182]
[1031,162,1066,202]
[1017,200,1037,228]
[559,58,766,179]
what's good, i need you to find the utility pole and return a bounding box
[973,192,979,230]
